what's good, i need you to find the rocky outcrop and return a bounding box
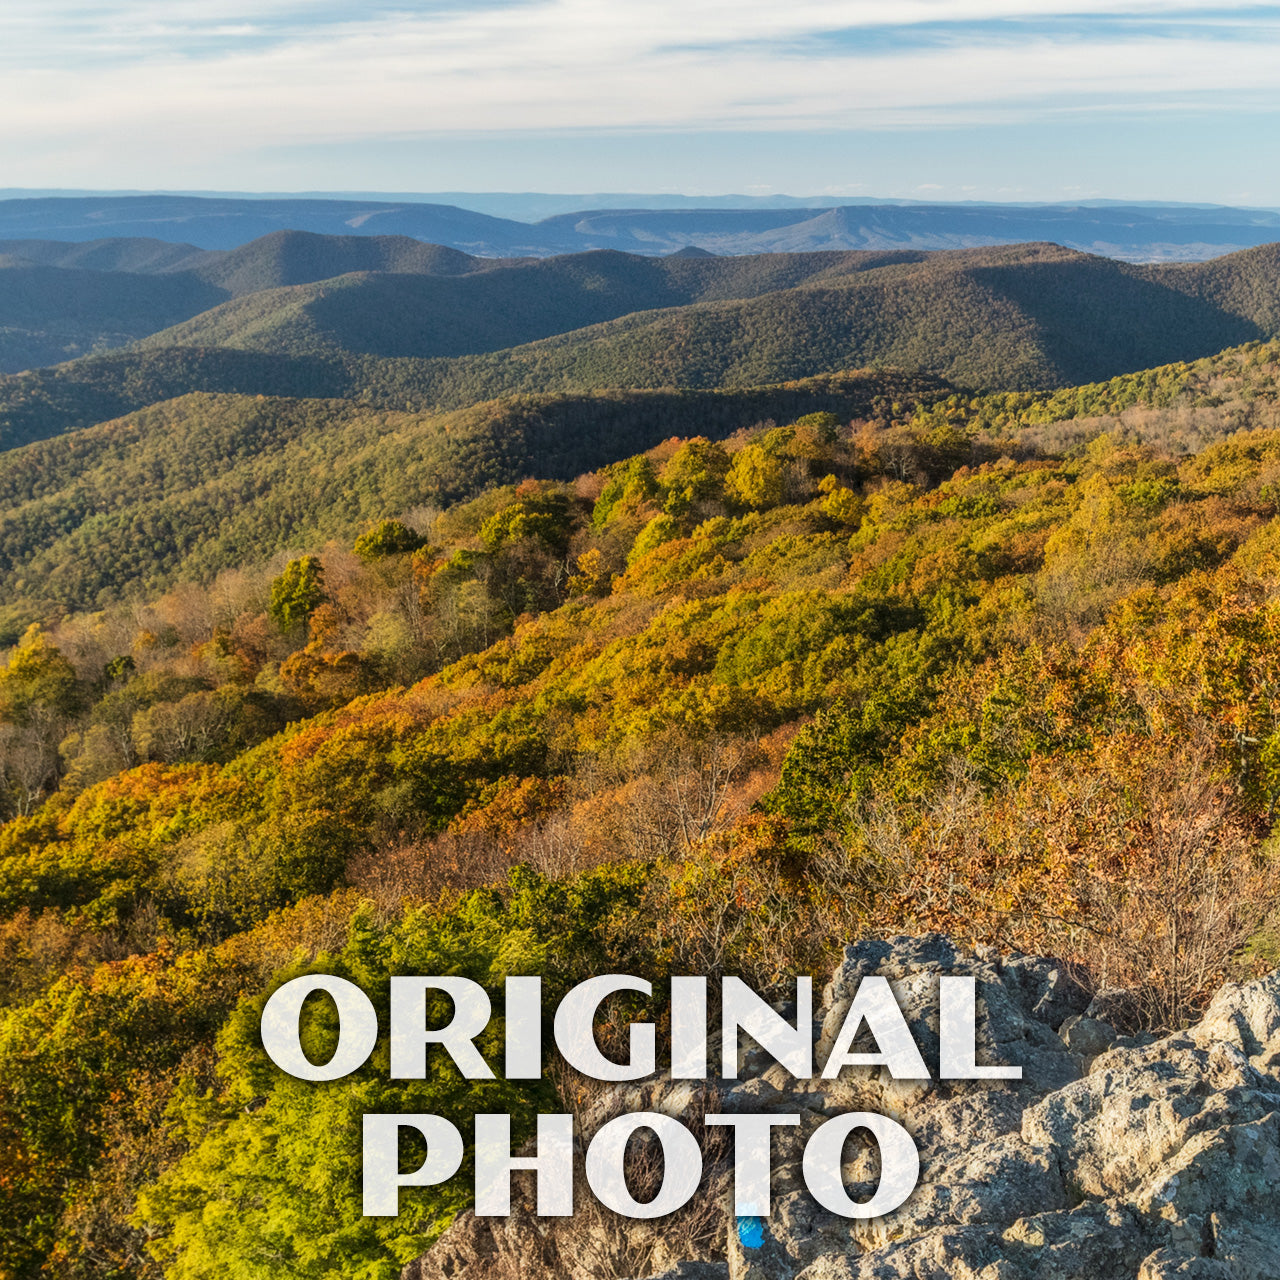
[401,938,1280,1280]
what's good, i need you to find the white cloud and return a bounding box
[1,1,1278,173]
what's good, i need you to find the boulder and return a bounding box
[400,942,1280,1280]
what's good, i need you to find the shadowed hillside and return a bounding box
[0,261,226,372]
[2,240,1278,451]
[183,231,484,295]
[0,235,925,376]
[138,242,1279,389]
[0,236,206,272]
[0,369,944,625]
[139,246,926,358]
[0,232,502,372]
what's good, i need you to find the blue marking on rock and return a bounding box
[737,1216,765,1250]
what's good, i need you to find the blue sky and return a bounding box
[4,1,1280,203]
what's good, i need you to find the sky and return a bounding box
[4,1,1280,204]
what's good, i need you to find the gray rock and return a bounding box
[999,1200,1158,1277]
[796,1224,1013,1279]
[1057,1013,1116,1062]
[1189,970,1280,1076]
[400,938,1280,1280]
[861,1135,1067,1249]
[720,1075,785,1112]
[1023,1038,1280,1199]
[1136,1249,1242,1278]
[995,953,1091,1032]
[818,936,1083,1101]
[913,1091,1025,1169]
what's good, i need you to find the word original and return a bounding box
[260,973,1020,1083]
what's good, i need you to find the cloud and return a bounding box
[2,1,1279,175]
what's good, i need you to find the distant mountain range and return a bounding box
[3,197,1277,372]
[133,240,1280,387]
[0,189,940,218]
[3,237,1280,452]
[3,193,1280,260]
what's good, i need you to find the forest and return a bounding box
[3,335,1280,1279]
[137,241,1280,385]
[5,239,1280,454]
[0,369,941,632]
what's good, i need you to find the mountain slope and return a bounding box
[182,230,484,295]
[0,347,353,450]
[6,331,1280,1280]
[2,241,1277,452]
[0,261,227,372]
[0,232,506,372]
[1162,242,1280,336]
[0,230,489,294]
[139,242,1271,389]
[138,247,927,359]
[3,233,1275,389]
[135,240,1274,376]
[3,331,1277,627]
[0,236,206,272]
[0,369,943,624]
[0,233,910,375]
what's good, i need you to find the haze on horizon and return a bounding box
[4,0,1280,206]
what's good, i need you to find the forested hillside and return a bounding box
[0,231,490,296]
[0,238,208,273]
[0,232,511,375]
[0,261,225,372]
[1,332,1269,631]
[3,240,1280,437]
[142,243,1280,385]
[0,369,943,629]
[138,245,925,359]
[0,243,942,432]
[4,232,878,376]
[3,338,1280,1279]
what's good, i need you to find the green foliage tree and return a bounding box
[660,438,730,516]
[627,514,682,566]
[479,492,573,556]
[270,557,327,634]
[0,948,247,1280]
[134,866,651,1280]
[592,457,661,530]
[0,626,82,724]
[353,520,425,561]
[104,654,137,683]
